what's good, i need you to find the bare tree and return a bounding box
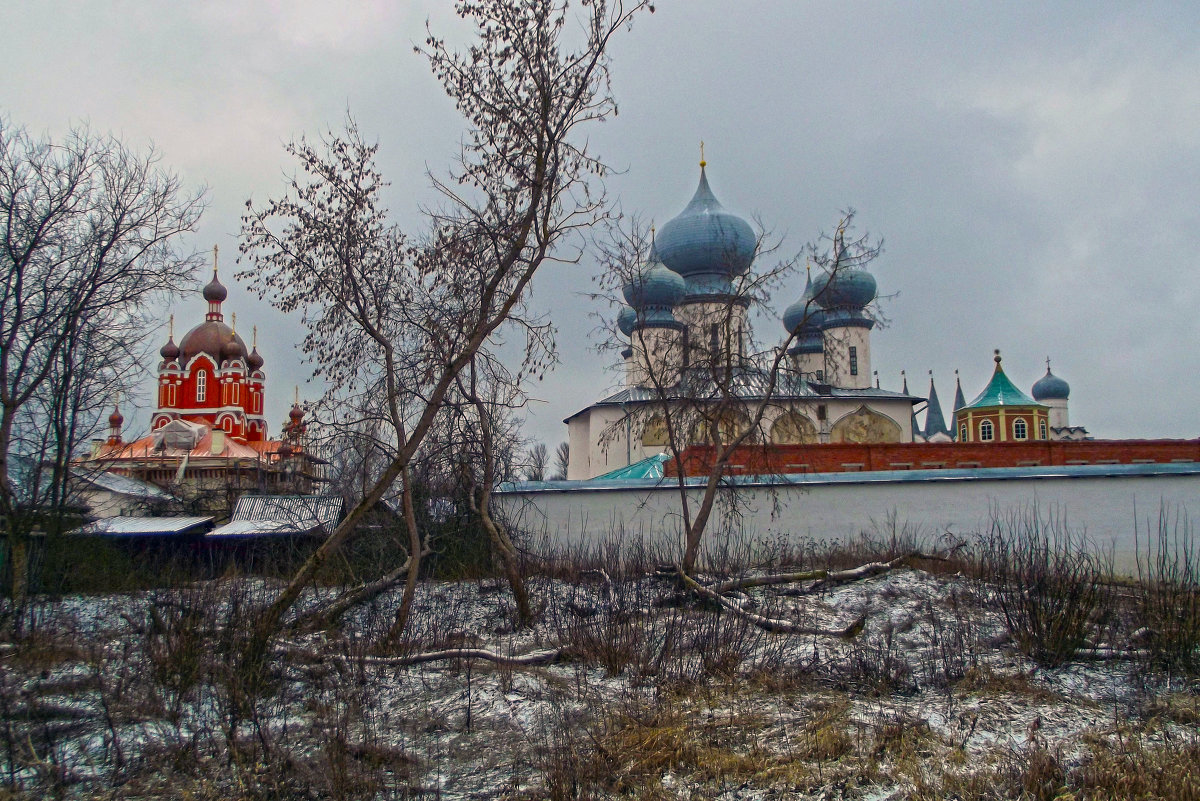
[551,440,569,480]
[525,442,548,482]
[455,354,535,625]
[239,0,651,651]
[598,211,881,575]
[0,119,204,606]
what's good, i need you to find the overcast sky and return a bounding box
[4,1,1198,449]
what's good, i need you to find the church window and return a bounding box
[709,323,719,359]
[168,385,176,406]
[1013,418,1027,440]
[849,346,858,376]
[980,419,994,441]
[232,383,240,404]
[254,392,261,413]
[1039,419,1048,440]
[817,404,827,421]
[196,371,207,402]
[960,423,967,441]
[682,328,690,369]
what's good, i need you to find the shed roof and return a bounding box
[208,495,343,538]
[75,516,213,537]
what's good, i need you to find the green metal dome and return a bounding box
[965,351,1044,409]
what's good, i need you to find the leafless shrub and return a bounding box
[1134,503,1200,675]
[978,505,1115,667]
[916,589,984,689]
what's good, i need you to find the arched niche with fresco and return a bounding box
[640,413,669,447]
[769,411,818,444]
[829,405,902,443]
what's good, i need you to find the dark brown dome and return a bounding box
[247,347,264,371]
[108,406,124,427]
[203,271,227,303]
[221,332,243,363]
[288,402,304,423]
[179,320,247,365]
[160,336,180,360]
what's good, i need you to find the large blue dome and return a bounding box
[1032,366,1070,400]
[812,268,877,310]
[655,167,756,281]
[818,307,875,330]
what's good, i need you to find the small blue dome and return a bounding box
[621,261,686,310]
[616,306,637,336]
[783,297,827,334]
[655,166,756,281]
[812,269,877,310]
[1032,367,1070,400]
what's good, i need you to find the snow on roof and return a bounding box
[74,469,176,500]
[74,516,214,537]
[208,495,344,538]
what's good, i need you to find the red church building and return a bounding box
[153,259,268,440]
[84,248,324,518]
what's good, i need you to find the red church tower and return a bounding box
[152,246,268,442]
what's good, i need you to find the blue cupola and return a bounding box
[810,231,877,324]
[1031,360,1070,401]
[782,269,829,334]
[621,250,687,330]
[655,163,756,301]
[616,305,638,337]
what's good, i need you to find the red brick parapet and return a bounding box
[668,439,1200,477]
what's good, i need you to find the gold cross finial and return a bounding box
[231,312,237,333]
[699,140,706,168]
[168,314,174,338]
[294,385,299,405]
[253,325,258,348]
[212,244,219,276]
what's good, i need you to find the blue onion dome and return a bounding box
[621,260,686,309]
[811,268,877,310]
[817,306,874,330]
[655,166,756,280]
[783,297,829,334]
[616,306,638,337]
[1032,363,1070,400]
[783,270,828,334]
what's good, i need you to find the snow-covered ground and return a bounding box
[1,566,1196,799]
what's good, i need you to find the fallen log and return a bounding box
[679,572,868,638]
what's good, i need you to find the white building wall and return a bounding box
[823,326,872,389]
[1046,398,1069,429]
[499,469,1200,573]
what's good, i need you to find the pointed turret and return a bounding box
[903,370,923,441]
[923,371,951,440]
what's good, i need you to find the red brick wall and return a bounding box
[669,439,1200,477]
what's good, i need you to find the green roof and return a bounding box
[593,452,670,480]
[965,359,1043,409]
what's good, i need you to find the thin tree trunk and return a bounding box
[386,467,424,642]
